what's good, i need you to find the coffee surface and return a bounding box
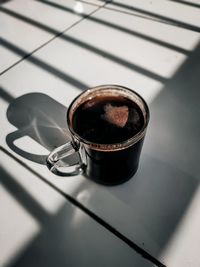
[72,95,144,144]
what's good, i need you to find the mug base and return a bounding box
[85,165,139,186]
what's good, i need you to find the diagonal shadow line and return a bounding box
[0,0,11,4]
[0,146,166,267]
[0,86,14,102]
[104,0,200,32]
[36,0,189,55]
[0,38,88,90]
[1,167,51,225]
[0,6,167,83]
[167,0,200,9]
[64,35,167,83]
[80,0,111,5]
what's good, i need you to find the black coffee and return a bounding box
[72,95,144,144]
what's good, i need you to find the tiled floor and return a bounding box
[1,149,154,267]
[0,0,98,73]
[1,1,200,266]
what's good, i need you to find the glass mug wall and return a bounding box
[47,85,150,185]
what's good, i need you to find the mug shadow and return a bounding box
[6,92,78,167]
[107,153,198,254]
[100,42,200,259]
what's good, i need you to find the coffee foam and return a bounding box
[102,104,129,128]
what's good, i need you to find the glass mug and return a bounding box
[47,85,150,185]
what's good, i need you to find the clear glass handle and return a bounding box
[46,142,85,176]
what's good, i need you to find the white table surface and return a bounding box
[1,1,200,266]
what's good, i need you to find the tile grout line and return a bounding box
[0,4,103,76]
[1,0,199,77]
[166,0,200,9]
[80,0,200,32]
[80,0,162,22]
[79,0,105,7]
[80,0,164,23]
[79,0,173,23]
[102,5,174,25]
[15,0,189,56]
[0,146,166,267]
[0,7,167,83]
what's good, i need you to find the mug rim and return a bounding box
[67,84,150,151]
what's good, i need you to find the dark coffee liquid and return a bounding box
[72,95,144,144]
[85,138,144,185]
